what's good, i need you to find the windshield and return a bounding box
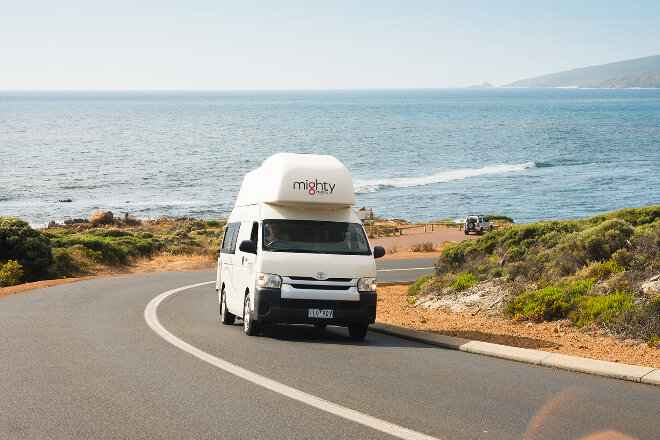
[262,220,371,255]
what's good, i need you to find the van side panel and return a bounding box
[225,205,260,315]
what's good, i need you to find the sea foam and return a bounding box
[353,162,536,194]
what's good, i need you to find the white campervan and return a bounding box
[216,153,385,339]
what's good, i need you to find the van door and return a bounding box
[220,222,240,305]
[229,221,259,315]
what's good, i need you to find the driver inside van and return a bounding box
[264,223,286,246]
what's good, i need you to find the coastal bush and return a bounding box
[610,296,660,341]
[51,234,164,265]
[490,267,506,278]
[588,206,660,228]
[576,219,634,262]
[87,229,135,238]
[453,272,477,291]
[0,260,24,287]
[571,292,635,328]
[408,274,435,296]
[205,220,221,228]
[507,286,570,322]
[52,245,94,275]
[505,280,595,322]
[0,217,53,280]
[484,215,514,224]
[580,260,624,280]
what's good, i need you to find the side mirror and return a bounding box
[373,246,385,259]
[239,240,257,254]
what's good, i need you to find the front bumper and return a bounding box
[253,287,377,326]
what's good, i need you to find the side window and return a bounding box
[221,223,241,254]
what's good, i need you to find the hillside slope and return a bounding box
[506,55,660,88]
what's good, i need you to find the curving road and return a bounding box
[1,266,659,439]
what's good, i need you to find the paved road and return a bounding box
[1,267,659,439]
[376,257,437,283]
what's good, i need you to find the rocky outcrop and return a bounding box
[89,210,114,226]
[641,275,660,295]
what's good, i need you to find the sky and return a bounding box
[1,0,659,90]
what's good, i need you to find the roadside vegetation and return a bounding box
[0,216,226,287]
[415,206,660,343]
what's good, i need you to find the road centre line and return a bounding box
[144,281,440,440]
[377,267,434,272]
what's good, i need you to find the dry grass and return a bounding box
[386,244,400,254]
[410,241,436,252]
[135,252,214,265]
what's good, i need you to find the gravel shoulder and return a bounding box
[376,283,660,368]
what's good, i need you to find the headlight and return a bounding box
[358,277,377,292]
[256,273,282,289]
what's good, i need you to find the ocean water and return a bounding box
[1,89,659,226]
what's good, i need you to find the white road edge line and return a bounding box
[144,281,440,440]
[377,267,434,272]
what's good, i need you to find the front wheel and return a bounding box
[243,295,260,336]
[464,230,469,235]
[479,228,484,235]
[348,322,368,340]
[220,288,235,325]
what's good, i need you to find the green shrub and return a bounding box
[506,286,571,322]
[506,280,595,322]
[484,215,514,224]
[453,272,477,291]
[648,334,659,348]
[52,245,94,275]
[490,267,506,278]
[205,220,221,228]
[571,292,635,327]
[408,274,435,296]
[577,219,634,262]
[0,217,53,280]
[610,296,660,341]
[87,229,135,238]
[185,220,206,232]
[588,206,660,227]
[0,260,24,287]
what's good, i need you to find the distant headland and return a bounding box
[504,54,660,88]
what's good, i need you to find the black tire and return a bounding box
[220,288,235,325]
[489,226,493,232]
[348,322,368,340]
[314,323,327,329]
[479,228,484,235]
[243,295,260,336]
[464,230,469,235]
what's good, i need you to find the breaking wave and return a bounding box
[353,162,536,194]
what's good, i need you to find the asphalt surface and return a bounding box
[1,266,659,439]
[376,257,437,283]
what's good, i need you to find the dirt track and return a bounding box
[369,226,478,251]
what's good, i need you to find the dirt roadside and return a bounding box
[377,283,660,368]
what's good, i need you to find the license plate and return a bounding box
[308,309,333,318]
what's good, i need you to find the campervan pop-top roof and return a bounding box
[234,153,356,208]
